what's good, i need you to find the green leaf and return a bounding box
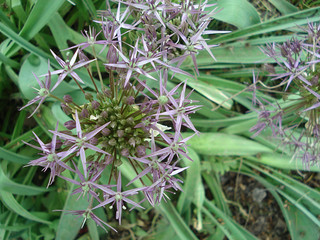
[185,133,272,156]
[4,0,65,57]
[0,167,48,195]
[177,148,203,215]
[0,146,31,164]
[283,203,320,239]
[212,0,260,29]
[0,223,35,231]
[20,0,65,40]
[0,22,55,65]
[268,0,298,15]
[204,199,258,240]
[55,170,89,240]
[209,7,320,45]
[242,165,320,239]
[174,74,233,109]
[11,0,27,22]
[198,45,272,65]
[157,201,199,240]
[253,153,320,172]
[0,192,51,224]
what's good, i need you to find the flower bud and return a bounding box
[64,120,76,130]
[106,45,118,70]
[125,96,135,105]
[121,148,129,157]
[103,89,112,98]
[158,95,169,105]
[85,92,93,101]
[117,130,124,138]
[61,103,72,115]
[91,100,100,110]
[102,128,111,136]
[80,108,89,118]
[79,49,90,68]
[97,92,105,101]
[110,122,117,128]
[89,137,98,145]
[108,138,117,146]
[136,80,146,92]
[129,137,135,147]
[136,145,146,157]
[63,95,73,103]
[101,111,108,119]
[105,155,114,165]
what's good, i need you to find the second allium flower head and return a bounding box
[251,21,320,170]
[20,0,222,232]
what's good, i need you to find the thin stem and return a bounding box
[109,69,115,99]
[87,67,99,93]
[71,75,86,94]
[49,94,65,103]
[91,46,104,89]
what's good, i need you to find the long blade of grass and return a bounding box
[0,192,51,224]
[209,7,320,44]
[0,167,48,195]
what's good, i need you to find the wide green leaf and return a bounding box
[268,0,298,15]
[212,0,260,29]
[185,133,272,155]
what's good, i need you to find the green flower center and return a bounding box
[38,88,49,97]
[76,137,87,147]
[158,95,168,105]
[171,143,179,152]
[47,153,58,162]
[115,193,123,201]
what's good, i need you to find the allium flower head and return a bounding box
[253,21,320,169]
[19,0,224,232]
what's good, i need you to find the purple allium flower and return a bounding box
[96,1,138,52]
[20,70,54,118]
[59,161,103,201]
[57,207,117,233]
[50,111,110,178]
[104,38,158,86]
[250,99,283,138]
[92,171,144,224]
[24,124,73,187]
[47,48,95,90]
[144,162,188,206]
[166,21,218,75]
[156,81,200,134]
[302,86,320,112]
[71,26,108,50]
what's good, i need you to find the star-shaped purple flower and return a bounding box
[24,124,73,187]
[20,66,56,118]
[50,111,110,178]
[92,171,145,224]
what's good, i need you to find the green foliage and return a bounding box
[1,0,320,239]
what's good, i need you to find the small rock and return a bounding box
[252,188,267,203]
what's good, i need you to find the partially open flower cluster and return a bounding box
[20,0,222,232]
[251,21,320,169]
